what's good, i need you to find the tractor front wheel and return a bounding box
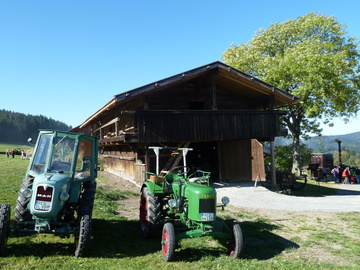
[228,223,243,258]
[0,204,11,256]
[140,187,162,238]
[74,181,96,257]
[74,214,91,257]
[162,222,175,262]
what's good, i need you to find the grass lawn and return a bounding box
[0,145,360,269]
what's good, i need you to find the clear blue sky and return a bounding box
[1,0,360,135]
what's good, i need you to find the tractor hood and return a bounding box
[29,173,70,218]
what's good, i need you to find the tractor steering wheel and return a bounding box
[168,166,190,175]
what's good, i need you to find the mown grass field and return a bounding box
[0,144,360,269]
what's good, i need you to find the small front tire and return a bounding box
[162,222,175,262]
[74,181,96,257]
[228,223,243,258]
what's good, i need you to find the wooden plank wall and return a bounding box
[251,139,266,181]
[218,140,252,182]
[137,111,282,143]
[218,139,265,182]
[102,146,136,181]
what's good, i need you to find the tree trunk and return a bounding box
[292,133,301,176]
[284,105,304,176]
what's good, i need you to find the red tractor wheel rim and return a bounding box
[228,227,237,255]
[228,241,235,255]
[140,195,148,229]
[162,229,168,256]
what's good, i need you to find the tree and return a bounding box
[222,12,360,174]
[269,144,312,172]
[0,110,72,144]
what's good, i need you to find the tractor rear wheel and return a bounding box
[0,204,11,256]
[162,222,175,262]
[74,181,96,257]
[140,187,162,238]
[228,223,243,258]
[14,176,33,223]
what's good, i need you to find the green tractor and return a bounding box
[0,130,98,257]
[140,146,243,262]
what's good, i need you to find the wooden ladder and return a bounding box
[159,142,190,176]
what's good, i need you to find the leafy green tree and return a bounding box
[273,144,312,173]
[223,13,360,174]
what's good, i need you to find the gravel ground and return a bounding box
[214,181,360,212]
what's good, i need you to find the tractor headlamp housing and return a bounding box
[59,192,70,201]
[221,196,230,205]
[23,188,32,198]
[168,199,177,208]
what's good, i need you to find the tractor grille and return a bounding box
[34,185,54,212]
[199,198,215,213]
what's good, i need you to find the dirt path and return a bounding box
[214,181,360,212]
[97,171,141,220]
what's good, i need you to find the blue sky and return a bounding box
[1,0,360,136]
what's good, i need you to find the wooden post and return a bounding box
[270,140,276,188]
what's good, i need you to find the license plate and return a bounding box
[201,213,214,221]
[35,200,51,211]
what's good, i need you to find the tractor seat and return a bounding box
[165,173,180,183]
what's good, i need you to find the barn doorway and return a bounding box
[187,142,219,182]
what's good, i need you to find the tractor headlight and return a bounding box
[221,196,230,205]
[23,188,32,198]
[59,192,70,201]
[168,199,177,208]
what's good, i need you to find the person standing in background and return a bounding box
[342,167,351,184]
[355,167,360,184]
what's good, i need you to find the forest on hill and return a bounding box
[0,109,72,144]
[275,131,360,168]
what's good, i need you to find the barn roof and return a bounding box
[115,61,299,105]
[80,61,299,128]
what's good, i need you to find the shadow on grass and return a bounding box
[5,219,299,261]
[6,242,76,258]
[89,219,160,258]
[153,219,300,262]
[5,219,160,258]
[290,182,360,197]
[263,180,360,197]
[240,220,299,260]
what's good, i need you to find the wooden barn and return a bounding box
[74,61,299,184]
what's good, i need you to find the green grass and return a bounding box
[1,144,360,269]
[0,143,33,155]
[264,178,340,197]
[290,179,339,196]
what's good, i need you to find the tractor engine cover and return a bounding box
[183,182,217,222]
[29,174,69,218]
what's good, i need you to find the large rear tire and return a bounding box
[14,177,33,223]
[0,204,11,257]
[139,187,162,238]
[74,181,96,257]
[228,223,243,259]
[162,222,175,262]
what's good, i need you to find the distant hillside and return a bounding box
[275,132,360,153]
[0,109,72,144]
